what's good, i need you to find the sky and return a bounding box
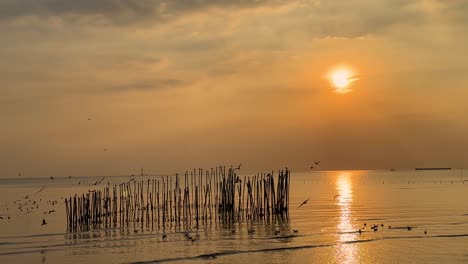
[1,0,468,177]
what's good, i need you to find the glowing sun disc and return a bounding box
[328,67,359,93]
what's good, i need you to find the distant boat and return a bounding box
[415,168,451,171]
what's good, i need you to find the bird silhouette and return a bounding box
[314,161,321,165]
[35,186,46,195]
[42,219,47,225]
[94,177,105,186]
[50,176,54,180]
[162,233,167,239]
[298,198,310,208]
[334,195,340,200]
[293,230,298,233]
[310,166,314,169]
[234,164,242,170]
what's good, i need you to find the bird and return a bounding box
[42,219,47,225]
[0,216,3,219]
[35,186,46,195]
[234,164,242,170]
[248,228,255,234]
[274,230,280,235]
[358,229,362,234]
[50,176,54,180]
[94,177,105,185]
[424,230,427,235]
[162,233,167,239]
[231,230,236,234]
[298,198,310,208]
[407,226,412,231]
[314,161,321,165]
[334,195,340,200]
[293,230,298,233]
[67,176,73,179]
[310,166,314,169]
[18,172,21,177]
[48,210,55,214]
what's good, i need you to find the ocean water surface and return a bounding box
[1,170,468,263]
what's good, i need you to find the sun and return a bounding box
[328,67,359,94]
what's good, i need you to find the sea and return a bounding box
[1,170,467,263]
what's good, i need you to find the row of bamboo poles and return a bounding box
[65,166,290,232]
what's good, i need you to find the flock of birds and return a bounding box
[1,184,60,226]
[157,227,301,244]
[355,223,427,236]
[3,160,431,244]
[0,174,93,226]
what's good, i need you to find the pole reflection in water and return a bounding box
[335,172,358,264]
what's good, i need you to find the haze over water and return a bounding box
[1,170,467,264]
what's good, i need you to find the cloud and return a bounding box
[0,0,290,25]
[104,78,184,93]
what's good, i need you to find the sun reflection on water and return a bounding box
[336,172,358,264]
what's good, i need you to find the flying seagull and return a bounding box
[234,164,242,170]
[298,198,310,208]
[314,161,321,165]
[94,177,105,185]
[35,186,46,195]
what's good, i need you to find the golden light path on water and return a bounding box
[336,172,359,264]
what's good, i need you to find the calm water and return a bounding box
[1,170,468,263]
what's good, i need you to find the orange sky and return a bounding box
[1,1,468,177]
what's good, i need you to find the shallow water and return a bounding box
[1,170,468,263]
